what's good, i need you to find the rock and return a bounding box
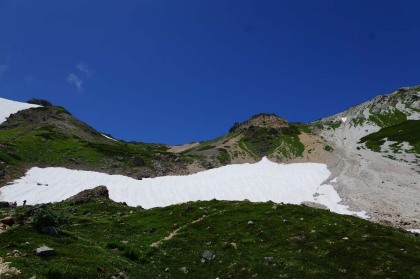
[27,98,53,106]
[23,204,44,217]
[121,240,129,244]
[97,266,105,273]
[0,169,5,178]
[1,216,14,226]
[247,220,254,225]
[112,162,121,168]
[7,250,23,257]
[229,122,240,133]
[117,272,128,279]
[132,156,145,166]
[144,227,156,234]
[290,234,307,242]
[65,186,109,204]
[41,226,58,236]
[202,251,215,261]
[35,246,56,257]
[0,201,10,208]
[300,201,328,210]
[179,267,188,274]
[186,206,195,212]
[264,257,274,263]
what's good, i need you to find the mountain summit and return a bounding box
[229,113,289,133]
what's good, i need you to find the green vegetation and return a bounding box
[216,148,231,164]
[239,126,304,158]
[32,206,69,231]
[196,145,216,151]
[368,109,407,128]
[323,145,334,152]
[359,120,420,153]
[0,106,176,179]
[0,199,419,278]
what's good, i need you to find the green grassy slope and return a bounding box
[359,120,420,153]
[0,106,193,182]
[1,199,419,278]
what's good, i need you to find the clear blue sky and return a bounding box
[1,1,419,144]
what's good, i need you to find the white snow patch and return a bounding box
[341,117,347,123]
[330,177,338,183]
[0,158,366,218]
[408,229,420,234]
[101,134,118,142]
[0,97,40,125]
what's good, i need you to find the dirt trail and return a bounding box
[150,216,206,248]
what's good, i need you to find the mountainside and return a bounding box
[0,102,200,184]
[170,113,331,170]
[0,88,419,278]
[312,86,420,227]
[0,86,419,230]
[0,198,419,278]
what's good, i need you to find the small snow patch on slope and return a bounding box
[0,97,40,124]
[101,134,118,142]
[341,117,347,123]
[0,157,366,218]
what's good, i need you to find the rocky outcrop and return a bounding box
[229,113,289,133]
[65,186,110,204]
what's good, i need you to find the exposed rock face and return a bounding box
[27,98,52,107]
[229,113,289,133]
[65,186,109,204]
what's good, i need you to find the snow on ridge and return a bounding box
[0,97,40,125]
[0,157,367,218]
[101,133,118,142]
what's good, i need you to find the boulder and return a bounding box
[179,267,188,274]
[202,251,215,261]
[41,226,58,236]
[27,98,53,107]
[35,246,56,257]
[65,186,109,205]
[264,257,274,264]
[131,156,145,166]
[1,216,14,226]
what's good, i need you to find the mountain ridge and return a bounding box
[0,85,419,229]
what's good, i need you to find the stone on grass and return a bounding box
[202,251,215,261]
[179,267,188,274]
[35,246,56,257]
[0,216,14,226]
[41,226,58,236]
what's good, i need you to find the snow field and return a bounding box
[0,157,366,218]
[0,97,40,124]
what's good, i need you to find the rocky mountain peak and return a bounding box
[229,113,288,133]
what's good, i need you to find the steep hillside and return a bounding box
[313,86,420,228]
[170,113,331,171]
[0,104,198,185]
[0,198,418,278]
